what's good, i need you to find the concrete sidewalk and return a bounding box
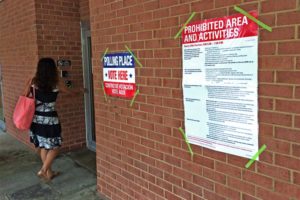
[0,131,107,200]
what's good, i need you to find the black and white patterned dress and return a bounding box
[29,86,62,149]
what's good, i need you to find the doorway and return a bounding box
[81,23,96,151]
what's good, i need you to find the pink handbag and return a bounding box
[13,88,35,131]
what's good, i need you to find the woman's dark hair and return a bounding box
[33,58,59,92]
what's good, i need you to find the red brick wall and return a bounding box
[90,0,300,199]
[0,0,39,145]
[35,0,86,151]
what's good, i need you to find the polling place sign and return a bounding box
[182,12,259,159]
[103,52,136,98]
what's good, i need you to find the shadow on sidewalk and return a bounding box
[0,131,107,200]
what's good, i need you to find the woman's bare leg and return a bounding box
[39,148,59,179]
[40,148,48,163]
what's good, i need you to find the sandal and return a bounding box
[47,170,60,179]
[37,170,50,181]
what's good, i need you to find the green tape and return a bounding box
[179,127,194,157]
[174,12,196,39]
[234,6,272,32]
[245,144,267,169]
[101,47,109,61]
[101,82,107,102]
[125,45,143,68]
[130,89,140,107]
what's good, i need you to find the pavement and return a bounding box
[0,131,108,200]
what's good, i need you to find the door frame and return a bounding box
[0,64,5,131]
[81,22,95,151]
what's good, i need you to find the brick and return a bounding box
[260,136,290,154]
[215,0,241,7]
[215,184,240,200]
[297,57,300,69]
[203,168,226,184]
[161,38,180,48]
[155,106,172,117]
[294,172,300,186]
[259,14,276,27]
[276,99,300,114]
[137,31,152,40]
[117,8,129,17]
[278,11,300,25]
[173,166,192,181]
[292,144,300,157]
[154,49,171,58]
[275,181,300,198]
[294,86,300,99]
[242,170,273,189]
[227,154,249,168]
[259,97,273,110]
[258,42,276,55]
[259,149,274,164]
[170,4,190,16]
[259,111,292,126]
[203,190,226,200]
[154,28,171,38]
[153,8,170,19]
[130,4,144,15]
[257,163,291,182]
[228,177,255,196]
[242,194,259,200]
[261,0,297,13]
[228,2,258,15]
[275,154,300,170]
[277,71,300,84]
[165,191,181,200]
[260,26,295,41]
[154,87,172,97]
[194,155,215,169]
[162,97,182,108]
[203,8,228,19]
[155,143,172,156]
[257,187,290,200]
[146,96,162,105]
[173,185,192,199]
[148,114,163,124]
[203,148,226,162]
[193,175,214,191]
[258,71,274,83]
[156,178,172,192]
[295,115,300,128]
[182,160,203,175]
[278,41,300,55]
[159,0,179,8]
[191,0,214,12]
[275,127,300,142]
[182,180,203,197]
[259,84,293,98]
[164,172,182,186]
[216,161,241,178]
[144,1,159,11]
[259,56,294,69]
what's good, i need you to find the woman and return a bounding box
[24,57,72,181]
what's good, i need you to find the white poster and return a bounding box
[182,11,259,159]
